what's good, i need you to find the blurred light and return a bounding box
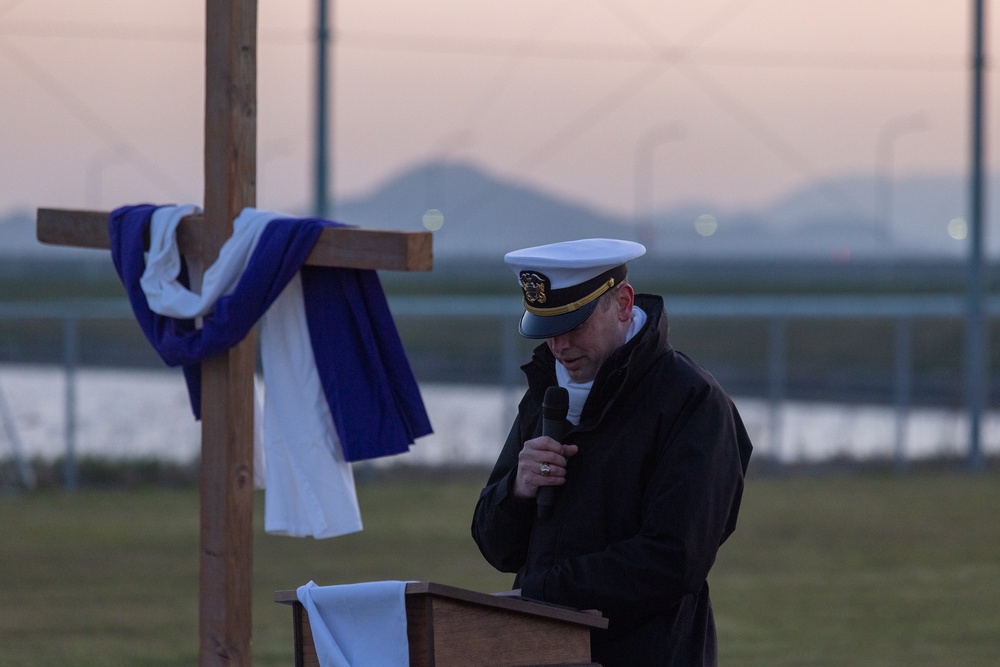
[947,217,968,240]
[422,208,444,231]
[830,247,852,263]
[694,214,718,237]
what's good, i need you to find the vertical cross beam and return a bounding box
[35,5,431,663]
[200,0,257,663]
[35,3,431,662]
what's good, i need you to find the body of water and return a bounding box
[0,365,994,469]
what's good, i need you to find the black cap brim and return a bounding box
[518,299,599,339]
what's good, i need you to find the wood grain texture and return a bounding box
[198,1,256,664]
[37,208,432,272]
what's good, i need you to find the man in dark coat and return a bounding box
[472,239,752,666]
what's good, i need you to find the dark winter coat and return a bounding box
[472,294,753,666]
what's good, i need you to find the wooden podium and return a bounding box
[275,582,609,666]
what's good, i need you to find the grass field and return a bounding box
[1,469,999,666]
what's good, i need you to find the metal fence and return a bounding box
[0,294,995,490]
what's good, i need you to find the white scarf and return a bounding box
[556,306,647,425]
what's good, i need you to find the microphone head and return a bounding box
[542,386,569,420]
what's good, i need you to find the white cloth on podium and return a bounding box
[140,205,363,538]
[297,580,410,667]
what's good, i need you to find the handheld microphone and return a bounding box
[537,386,569,519]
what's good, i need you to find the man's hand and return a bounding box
[513,436,578,499]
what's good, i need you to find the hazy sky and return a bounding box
[0,0,995,223]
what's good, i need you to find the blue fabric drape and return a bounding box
[108,204,431,461]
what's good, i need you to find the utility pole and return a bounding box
[314,0,331,217]
[966,0,987,470]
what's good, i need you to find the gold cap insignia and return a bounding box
[519,271,549,305]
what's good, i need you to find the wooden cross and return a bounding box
[34,2,432,664]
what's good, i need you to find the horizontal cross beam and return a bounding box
[36,208,433,272]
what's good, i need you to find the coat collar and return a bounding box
[524,293,672,427]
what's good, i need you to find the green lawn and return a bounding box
[1,470,998,666]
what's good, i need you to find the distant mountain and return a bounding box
[641,172,986,260]
[2,162,994,263]
[332,161,993,260]
[331,161,636,257]
[757,173,975,258]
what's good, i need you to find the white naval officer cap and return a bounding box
[504,238,646,339]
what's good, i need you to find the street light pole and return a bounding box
[874,112,927,244]
[633,122,685,250]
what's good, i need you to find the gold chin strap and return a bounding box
[523,277,615,317]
